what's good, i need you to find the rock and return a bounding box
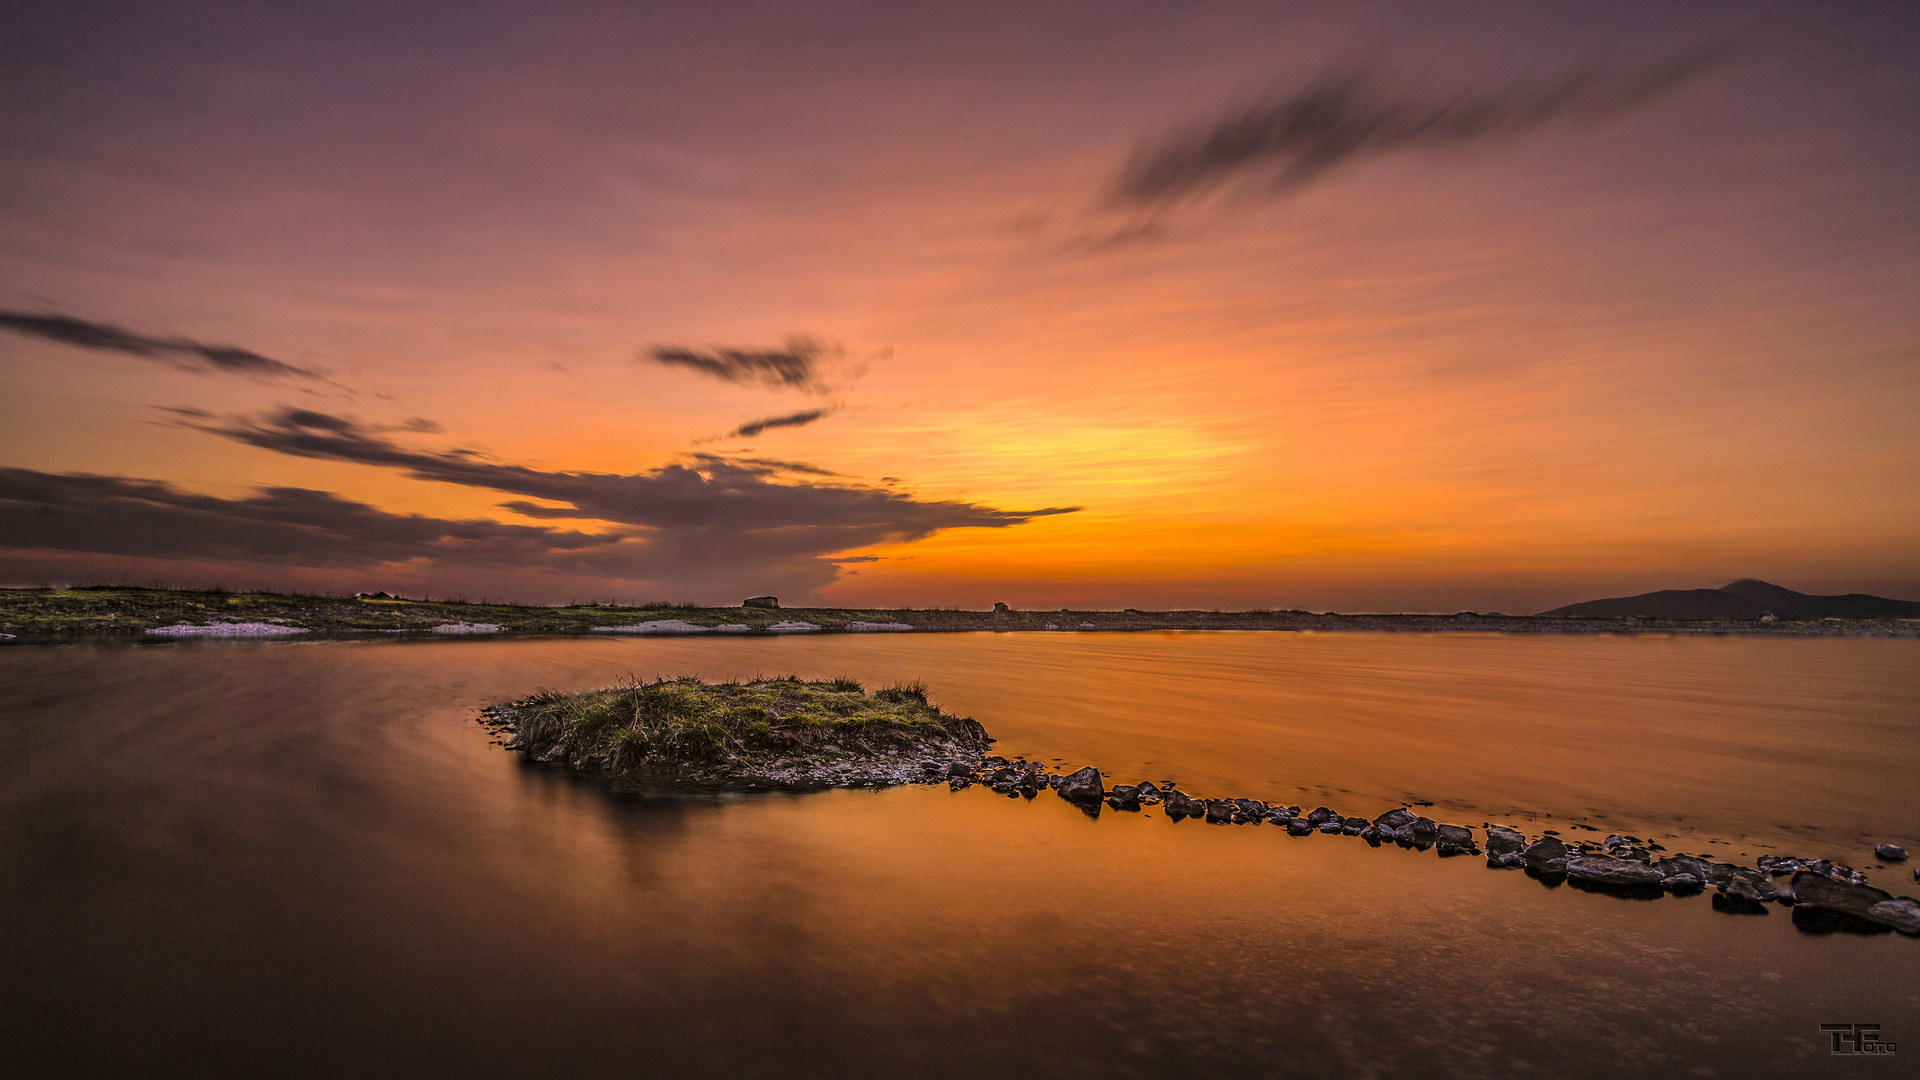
[1712,884,1769,915]
[1107,784,1141,808]
[1341,816,1369,835]
[1522,836,1569,872]
[948,776,971,790]
[1789,871,1894,922]
[1286,819,1315,836]
[944,762,973,778]
[1487,851,1527,869]
[1875,844,1908,861]
[1865,898,1920,934]
[1435,825,1478,856]
[1661,873,1703,893]
[1485,826,1528,857]
[1163,790,1206,820]
[1264,806,1294,824]
[1566,856,1666,887]
[1359,825,1382,847]
[1134,780,1162,801]
[1403,817,1440,844]
[1233,798,1269,823]
[1204,800,1235,824]
[1055,766,1105,805]
[742,595,780,608]
[1306,807,1339,826]
[1317,821,1342,834]
[1375,808,1416,830]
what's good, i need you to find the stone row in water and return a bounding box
[945,756,1920,938]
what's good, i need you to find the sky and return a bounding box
[1,0,1915,612]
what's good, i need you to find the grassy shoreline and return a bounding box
[3,585,1918,639]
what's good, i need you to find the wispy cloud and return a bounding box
[642,336,837,393]
[724,407,836,440]
[1105,43,1735,212]
[0,311,325,381]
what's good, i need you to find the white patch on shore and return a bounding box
[713,624,752,633]
[430,622,505,634]
[845,622,914,632]
[767,621,821,633]
[146,622,313,637]
[1078,622,1098,629]
[590,620,710,634]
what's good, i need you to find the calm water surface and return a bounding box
[3,632,1916,1078]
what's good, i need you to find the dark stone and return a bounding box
[918,760,940,773]
[1163,790,1206,820]
[948,776,971,790]
[1107,784,1140,808]
[1359,825,1382,847]
[1435,825,1478,856]
[1661,873,1703,893]
[1375,808,1417,830]
[1875,843,1908,862]
[1286,819,1315,836]
[1134,781,1163,804]
[1565,855,1666,888]
[1233,798,1269,823]
[992,602,1011,613]
[742,595,780,608]
[1317,821,1342,834]
[1264,807,1295,824]
[1485,826,1527,857]
[1055,766,1105,805]
[944,762,973,778]
[1789,871,1894,924]
[1306,807,1339,826]
[1487,851,1527,869]
[1712,889,1769,916]
[1341,816,1369,835]
[1792,905,1890,935]
[1204,800,1235,824]
[1403,817,1439,844]
[1522,836,1569,872]
[1866,898,1920,934]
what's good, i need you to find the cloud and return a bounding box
[133,407,1079,596]
[0,468,621,572]
[1106,43,1734,211]
[642,335,836,392]
[726,407,836,439]
[0,311,324,381]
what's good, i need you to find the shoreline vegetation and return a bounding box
[482,675,990,789]
[492,676,1920,939]
[4,585,1919,641]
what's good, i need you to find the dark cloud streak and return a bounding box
[1108,43,1736,210]
[642,336,835,392]
[727,407,835,439]
[0,312,324,381]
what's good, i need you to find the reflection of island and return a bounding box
[1538,578,1920,619]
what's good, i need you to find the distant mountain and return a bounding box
[1537,579,1920,620]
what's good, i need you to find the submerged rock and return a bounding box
[1486,851,1527,869]
[1875,844,1908,862]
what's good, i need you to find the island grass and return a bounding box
[505,675,970,774]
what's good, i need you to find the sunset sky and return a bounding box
[2,0,1914,612]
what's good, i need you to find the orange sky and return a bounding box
[1,1,1915,611]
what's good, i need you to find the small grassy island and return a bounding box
[482,676,991,789]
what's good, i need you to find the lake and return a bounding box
[3,631,1915,1078]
